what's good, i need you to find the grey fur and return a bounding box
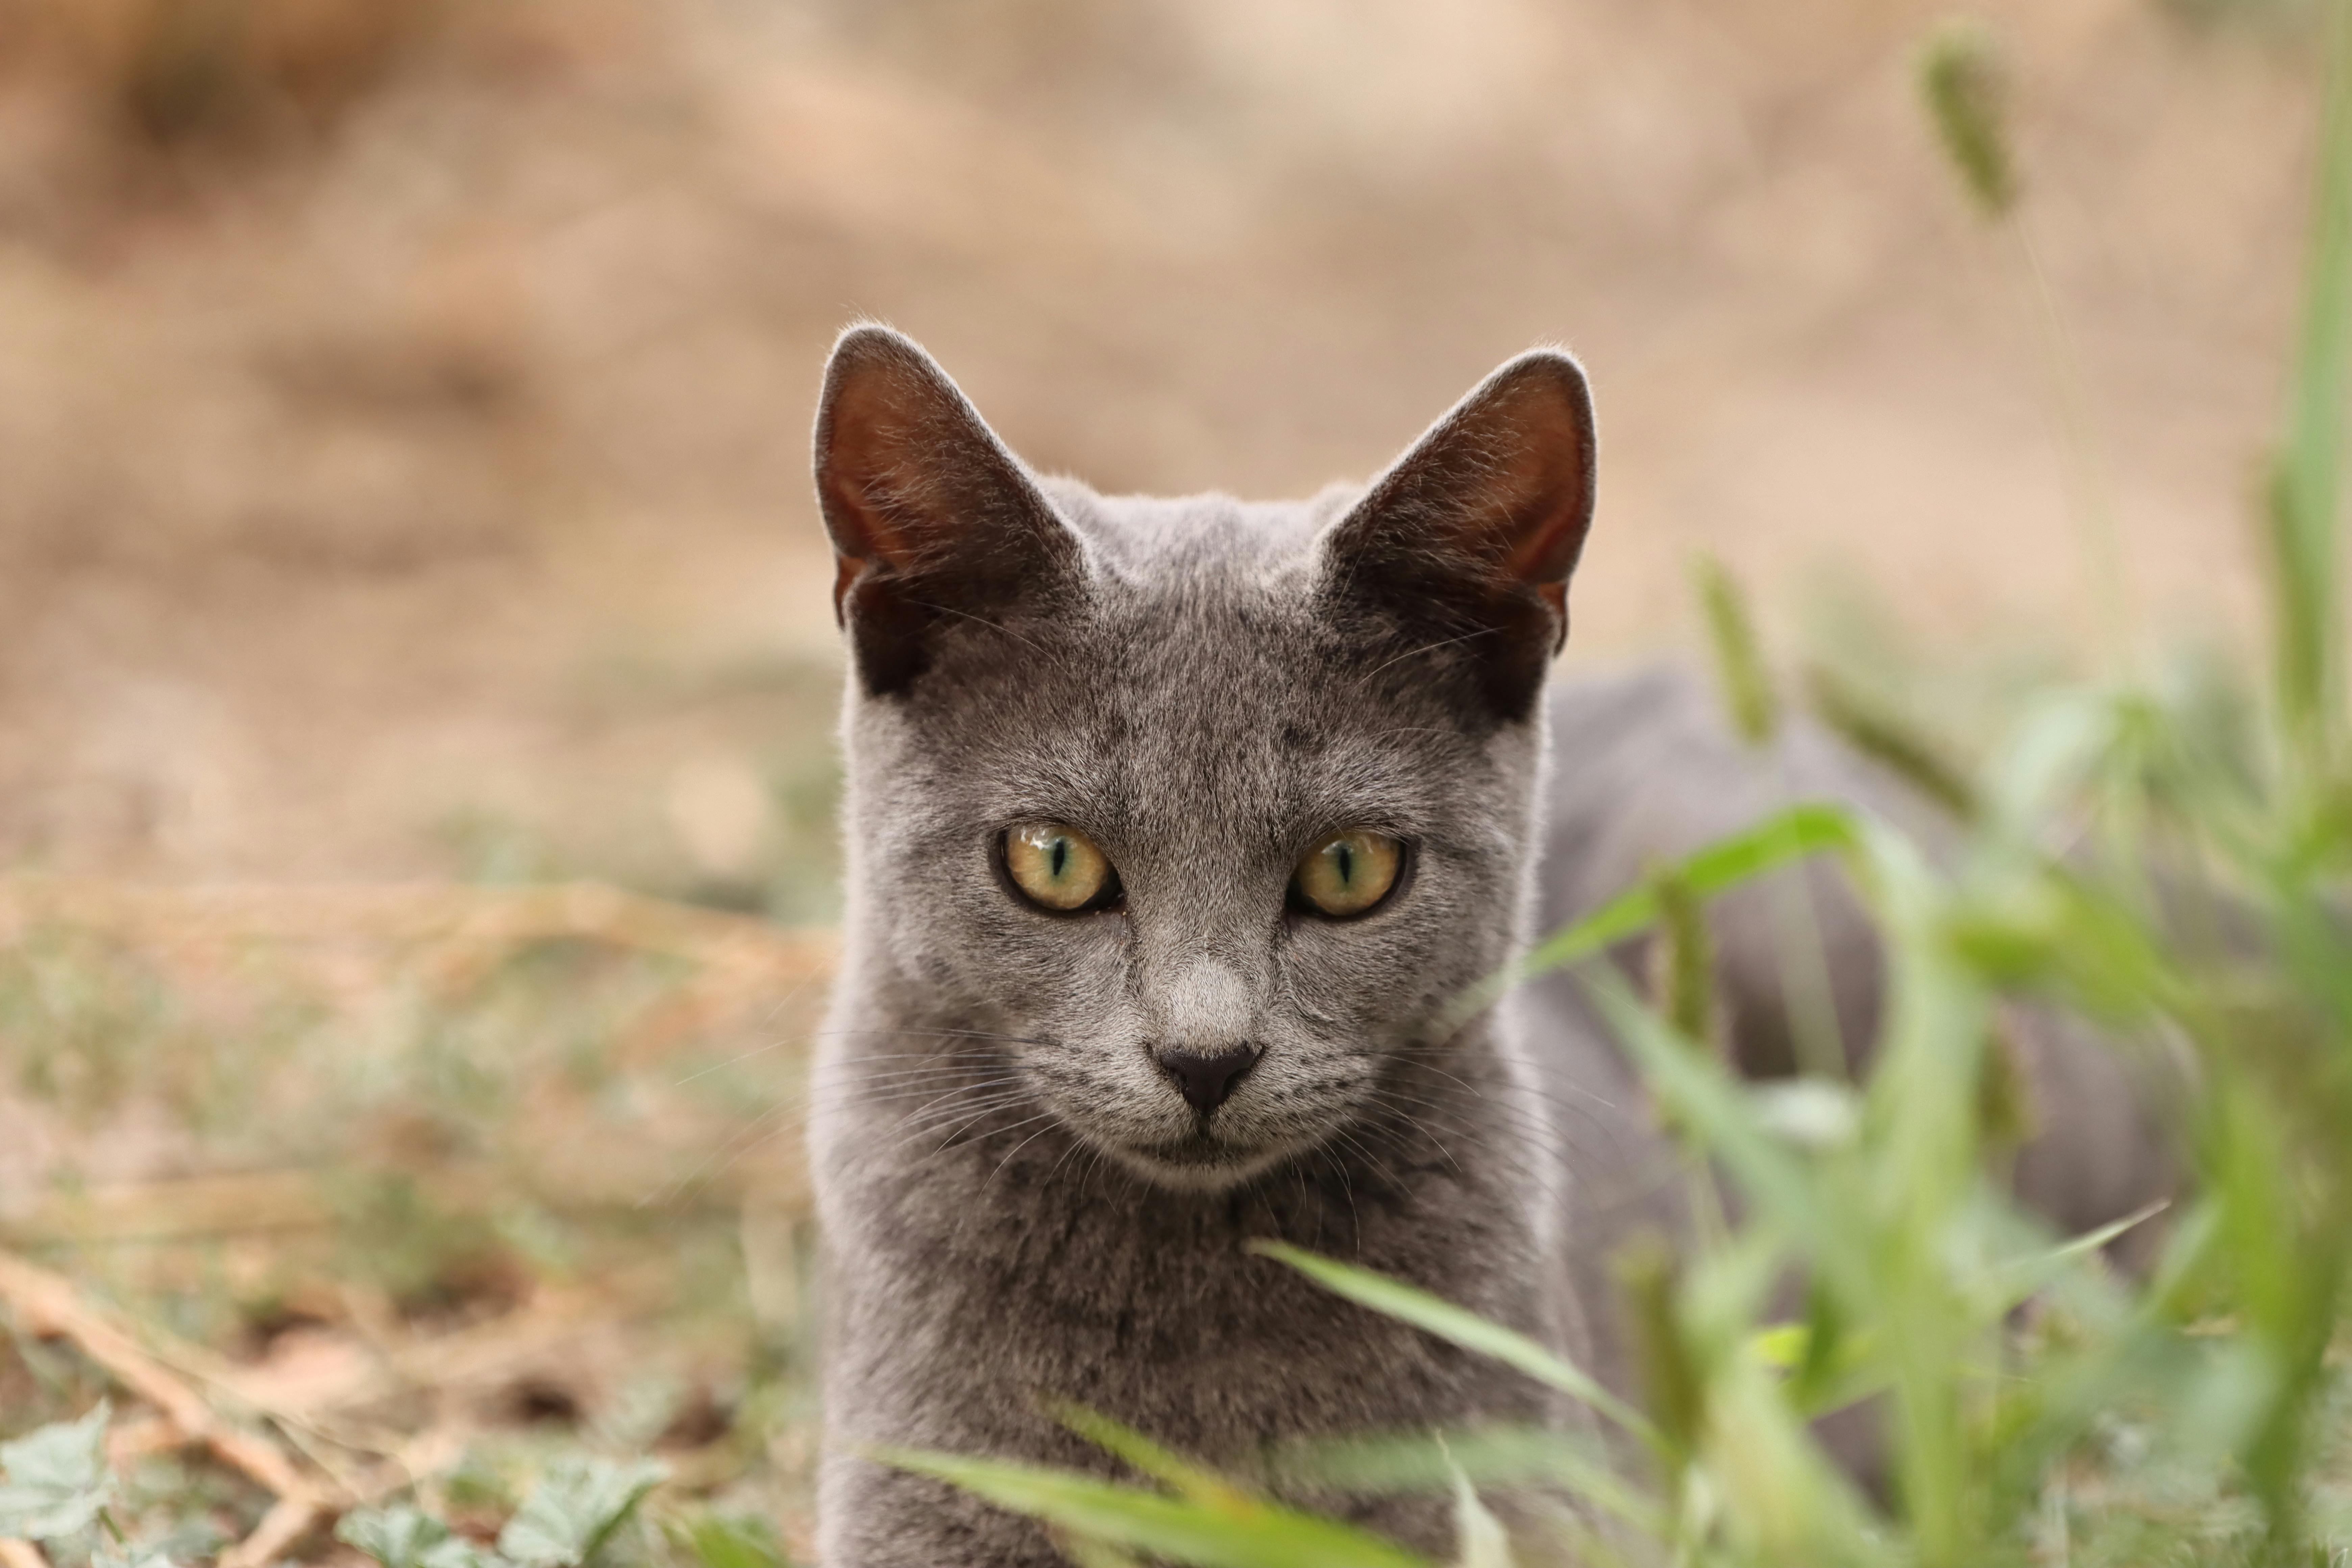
[805,327,2171,1565]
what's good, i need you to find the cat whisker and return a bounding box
[1328,1127,1403,1203]
[1358,1078,1576,1151]
[980,1115,1068,1188]
[1360,626,1500,683]
[743,1069,1025,1122]
[903,597,1051,657]
[874,1108,1027,1165]
[1351,1084,1581,1176]
[671,1030,1042,1089]
[635,1075,1019,1208]
[644,1096,813,1209]
[885,1089,1036,1139]
[1313,1145,1364,1257]
[817,1026,1060,1048]
[1380,1048,1632,1151]
[1354,1092,1616,1194]
[1392,1044,1624,1110]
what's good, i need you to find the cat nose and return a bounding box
[1154,1046,1260,1115]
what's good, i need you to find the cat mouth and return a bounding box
[1104,1128,1296,1191]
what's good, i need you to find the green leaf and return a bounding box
[338,1504,455,1568]
[868,1446,1432,1568]
[0,1401,116,1543]
[1447,803,1861,1025]
[1747,1322,1809,1371]
[1587,976,1863,1302]
[674,1512,792,1568]
[1048,1403,1256,1513]
[1247,1243,1656,1443]
[1272,1427,1662,1538]
[1446,1456,1514,1568]
[1980,691,2120,841]
[420,1539,515,1568]
[1059,1539,1149,1568]
[1981,1199,2171,1317]
[495,1456,667,1568]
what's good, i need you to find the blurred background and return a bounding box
[0,0,2334,1561]
[0,0,2325,900]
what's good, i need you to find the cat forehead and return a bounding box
[1053,490,1358,699]
[885,493,1478,808]
[1037,478,1359,590]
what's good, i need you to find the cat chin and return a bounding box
[1091,1131,1301,1194]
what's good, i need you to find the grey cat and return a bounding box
[805,325,2170,1565]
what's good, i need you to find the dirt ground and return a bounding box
[0,0,2329,903]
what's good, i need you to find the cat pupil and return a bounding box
[1050,838,1068,878]
[1335,841,1355,884]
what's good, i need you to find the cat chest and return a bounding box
[836,1201,1563,1453]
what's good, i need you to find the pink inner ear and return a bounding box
[1500,463,1594,586]
[1485,392,1595,588]
[817,372,927,569]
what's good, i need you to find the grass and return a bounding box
[3,8,2351,1568]
[0,886,836,1565]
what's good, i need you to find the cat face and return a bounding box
[814,328,1595,1191]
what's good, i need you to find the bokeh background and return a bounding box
[0,0,2325,900]
[0,1,2335,1561]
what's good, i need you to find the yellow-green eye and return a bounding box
[1290,830,1405,918]
[1003,823,1120,912]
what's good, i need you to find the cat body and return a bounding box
[803,327,2170,1566]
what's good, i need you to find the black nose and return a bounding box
[1155,1046,1260,1115]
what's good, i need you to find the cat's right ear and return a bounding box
[1319,349,1598,722]
[813,325,1083,697]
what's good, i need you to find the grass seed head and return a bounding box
[1920,18,2020,220]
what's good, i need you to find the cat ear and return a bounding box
[813,325,1084,697]
[1320,349,1597,721]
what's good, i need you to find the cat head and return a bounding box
[813,325,1596,1191]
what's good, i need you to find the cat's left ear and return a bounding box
[1320,349,1597,721]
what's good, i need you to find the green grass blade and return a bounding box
[1247,1243,1657,1444]
[1272,1428,1662,1538]
[1444,803,1861,1027]
[1649,866,1717,1050]
[1804,664,1978,819]
[1586,975,1868,1304]
[1446,1454,1516,1568]
[1693,552,1780,748]
[1060,1540,1150,1568]
[1048,1402,1257,1512]
[866,1447,1432,1568]
[2271,0,2352,762]
[1982,1199,2171,1317]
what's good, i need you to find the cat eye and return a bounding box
[1289,830,1405,919]
[1002,823,1122,913]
